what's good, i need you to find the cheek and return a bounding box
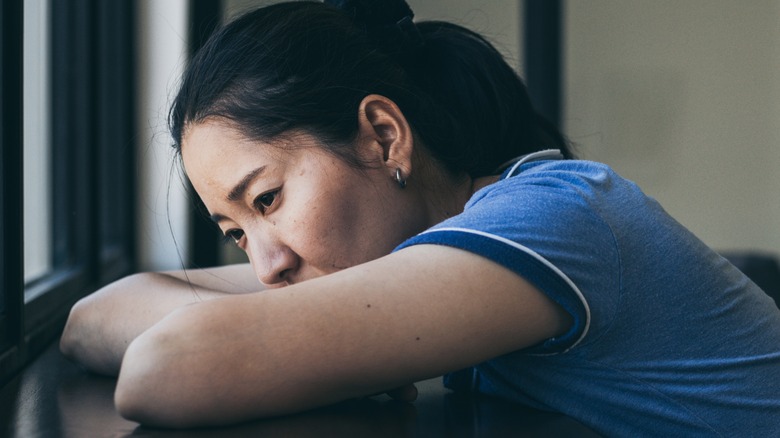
[288,187,382,268]
[301,200,364,253]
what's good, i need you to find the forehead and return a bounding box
[181,119,330,161]
[183,119,263,162]
[181,121,280,191]
[180,120,338,194]
[182,119,295,167]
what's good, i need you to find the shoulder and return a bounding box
[470,159,636,207]
[401,159,635,257]
[395,159,643,354]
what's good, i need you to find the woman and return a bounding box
[60,0,780,434]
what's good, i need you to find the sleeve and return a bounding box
[394,163,623,355]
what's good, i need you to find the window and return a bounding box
[0,0,136,386]
[23,0,51,285]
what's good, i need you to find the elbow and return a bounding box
[59,292,121,375]
[115,300,284,427]
[114,360,155,426]
[113,374,149,426]
[60,273,152,375]
[60,297,93,364]
[115,327,184,427]
[59,301,81,359]
[114,310,211,428]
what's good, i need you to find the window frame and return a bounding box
[0,0,136,387]
[523,0,563,128]
[0,0,24,382]
[188,0,224,269]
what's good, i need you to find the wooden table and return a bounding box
[1,342,600,437]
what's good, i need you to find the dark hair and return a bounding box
[169,0,572,178]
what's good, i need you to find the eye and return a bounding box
[223,228,244,244]
[254,189,279,213]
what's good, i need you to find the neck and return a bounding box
[422,173,499,226]
[471,175,500,195]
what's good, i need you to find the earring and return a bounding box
[395,168,407,189]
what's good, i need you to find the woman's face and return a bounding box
[181,119,429,287]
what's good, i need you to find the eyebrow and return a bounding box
[228,166,267,202]
[209,166,267,224]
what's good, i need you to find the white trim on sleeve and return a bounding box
[417,226,591,353]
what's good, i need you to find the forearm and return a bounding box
[114,246,567,428]
[60,271,245,376]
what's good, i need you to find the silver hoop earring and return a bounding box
[395,168,407,189]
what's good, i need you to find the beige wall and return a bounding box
[565,0,780,253]
[410,0,521,71]
[224,1,522,68]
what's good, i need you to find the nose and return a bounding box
[245,232,299,287]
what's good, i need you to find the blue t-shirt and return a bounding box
[395,154,780,436]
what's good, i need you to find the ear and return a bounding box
[356,94,414,181]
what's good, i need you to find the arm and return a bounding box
[60,263,263,376]
[114,245,572,427]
